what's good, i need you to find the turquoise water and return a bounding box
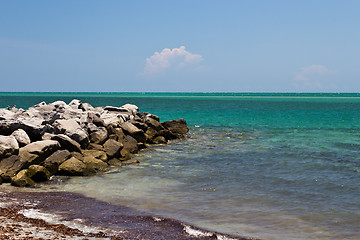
[1,92,360,239]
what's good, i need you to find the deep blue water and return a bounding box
[1,92,360,239]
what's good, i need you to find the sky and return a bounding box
[0,0,359,92]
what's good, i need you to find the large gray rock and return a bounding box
[51,134,81,153]
[121,104,139,115]
[18,117,47,140]
[103,139,123,158]
[0,135,19,158]
[42,149,72,175]
[0,155,26,182]
[11,169,35,187]
[11,129,31,147]
[100,112,126,128]
[0,120,21,136]
[0,109,16,120]
[79,102,94,111]
[49,100,67,109]
[19,140,60,167]
[53,119,89,148]
[119,122,146,143]
[68,99,82,109]
[27,165,51,182]
[58,157,88,176]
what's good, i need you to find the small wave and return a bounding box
[183,224,241,240]
[18,209,108,234]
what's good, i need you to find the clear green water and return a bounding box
[1,92,360,239]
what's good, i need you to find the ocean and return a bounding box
[1,92,360,239]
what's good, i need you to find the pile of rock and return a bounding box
[0,100,188,187]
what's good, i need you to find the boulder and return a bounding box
[145,128,158,143]
[83,156,109,174]
[0,135,19,158]
[162,119,189,135]
[119,122,146,143]
[42,150,72,175]
[0,119,21,136]
[68,99,82,109]
[158,129,178,140]
[121,104,139,115]
[18,117,47,140]
[19,140,60,167]
[42,132,55,140]
[107,158,123,166]
[103,139,123,158]
[11,129,31,147]
[132,121,148,132]
[51,134,81,153]
[27,165,51,182]
[71,151,84,161]
[107,127,126,142]
[100,112,126,127]
[87,112,105,127]
[82,149,108,162]
[79,102,94,111]
[11,169,35,187]
[122,159,140,164]
[89,127,108,145]
[88,143,104,151]
[53,119,89,148]
[49,100,67,109]
[58,157,88,176]
[139,112,160,122]
[144,117,164,131]
[122,135,139,154]
[104,106,131,113]
[0,109,16,120]
[0,155,26,182]
[152,136,167,144]
[120,149,132,161]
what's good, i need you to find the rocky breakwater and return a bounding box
[0,99,188,187]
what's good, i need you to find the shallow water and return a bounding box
[1,92,360,239]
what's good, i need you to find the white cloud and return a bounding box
[294,64,337,90]
[143,46,203,75]
[295,65,335,81]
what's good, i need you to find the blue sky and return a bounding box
[0,0,359,92]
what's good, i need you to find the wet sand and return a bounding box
[0,187,256,240]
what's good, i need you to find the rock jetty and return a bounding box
[0,100,188,187]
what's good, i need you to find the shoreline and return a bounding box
[0,186,256,240]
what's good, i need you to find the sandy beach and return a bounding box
[0,186,252,240]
